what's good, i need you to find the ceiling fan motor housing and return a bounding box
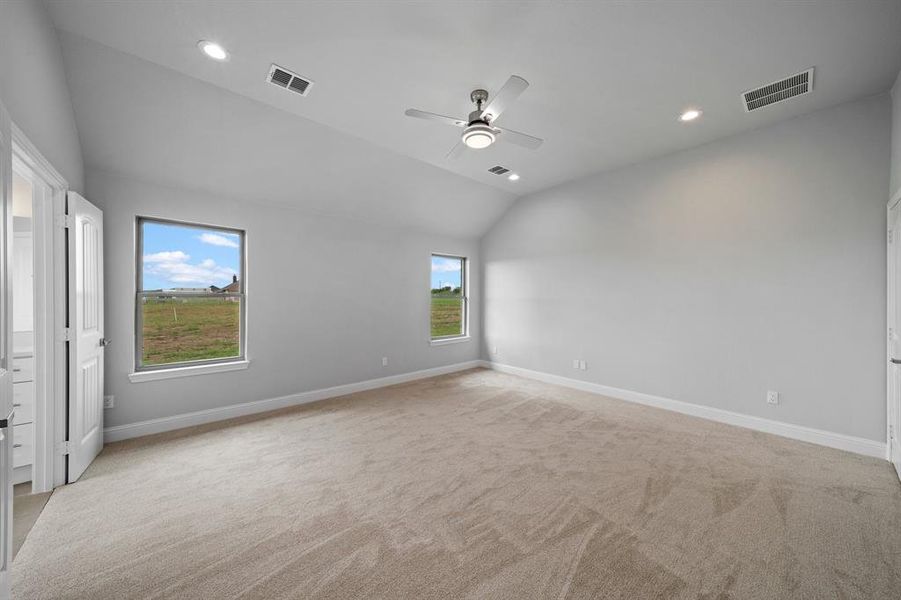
[470,88,489,106]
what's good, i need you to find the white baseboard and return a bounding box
[483,361,888,460]
[104,360,484,443]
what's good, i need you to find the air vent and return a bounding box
[267,64,314,97]
[488,165,510,175]
[742,68,813,112]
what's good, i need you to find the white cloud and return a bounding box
[143,250,190,264]
[198,233,239,248]
[431,257,461,273]
[143,250,236,288]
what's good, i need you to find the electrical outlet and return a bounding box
[382,356,389,367]
[573,359,580,369]
[767,390,779,405]
[103,395,115,409]
[580,360,587,371]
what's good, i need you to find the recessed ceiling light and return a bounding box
[679,109,702,122]
[508,173,520,181]
[198,40,228,61]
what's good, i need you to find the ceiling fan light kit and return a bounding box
[462,122,496,149]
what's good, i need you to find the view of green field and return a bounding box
[143,292,459,365]
[430,294,464,337]
[142,297,240,365]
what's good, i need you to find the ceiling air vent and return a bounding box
[488,165,510,175]
[742,68,813,112]
[267,64,313,97]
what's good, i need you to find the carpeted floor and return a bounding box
[12,368,901,599]
[13,483,52,560]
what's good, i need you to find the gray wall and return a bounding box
[88,169,480,428]
[892,71,901,200]
[0,0,84,192]
[482,94,891,442]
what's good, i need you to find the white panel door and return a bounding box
[0,98,14,598]
[889,199,901,481]
[67,192,104,482]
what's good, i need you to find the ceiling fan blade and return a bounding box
[405,109,467,128]
[496,127,543,150]
[480,75,529,122]
[445,142,466,159]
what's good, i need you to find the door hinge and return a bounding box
[58,328,72,342]
[56,213,75,229]
[56,441,73,456]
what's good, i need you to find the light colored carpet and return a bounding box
[12,483,52,560]
[11,368,901,599]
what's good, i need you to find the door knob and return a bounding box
[99,338,112,347]
[892,358,901,364]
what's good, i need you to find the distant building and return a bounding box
[210,275,240,300]
[145,275,240,301]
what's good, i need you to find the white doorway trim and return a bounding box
[11,124,68,492]
[886,187,901,481]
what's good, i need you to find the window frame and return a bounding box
[429,253,469,343]
[134,216,247,373]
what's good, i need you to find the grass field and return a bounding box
[142,298,240,365]
[143,294,460,365]
[430,296,464,338]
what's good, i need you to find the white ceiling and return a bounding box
[56,32,517,237]
[47,1,901,204]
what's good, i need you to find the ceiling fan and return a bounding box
[405,75,543,158]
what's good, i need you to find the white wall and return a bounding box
[482,94,891,442]
[88,169,481,429]
[0,0,84,192]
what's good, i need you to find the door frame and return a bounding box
[11,124,69,491]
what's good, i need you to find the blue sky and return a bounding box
[143,226,456,291]
[141,221,240,290]
[431,256,462,290]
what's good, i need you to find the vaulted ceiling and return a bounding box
[47,0,901,235]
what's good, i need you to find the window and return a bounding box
[135,218,245,371]
[430,254,467,340]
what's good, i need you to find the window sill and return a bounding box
[128,360,250,383]
[430,336,471,347]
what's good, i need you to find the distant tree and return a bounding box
[452,286,461,295]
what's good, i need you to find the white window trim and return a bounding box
[135,216,247,374]
[430,253,469,343]
[128,359,250,383]
[430,336,471,347]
